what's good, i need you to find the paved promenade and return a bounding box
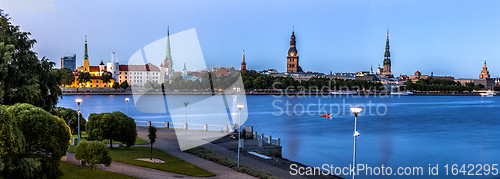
[136,127,342,179]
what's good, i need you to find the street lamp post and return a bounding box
[75,98,83,166]
[236,104,244,168]
[125,98,130,115]
[350,107,362,179]
[184,102,189,148]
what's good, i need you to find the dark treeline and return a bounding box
[242,70,384,91]
[404,77,478,92]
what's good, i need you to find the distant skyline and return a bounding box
[6,0,500,78]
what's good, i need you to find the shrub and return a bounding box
[54,107,86,134]
[86,111,137,148]
[74,141,112,169]
[3,103,71,179]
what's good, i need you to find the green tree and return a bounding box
[144,80,153,89]
[0,12,63,112]
[54,107,86,135]
[86,112,137,149]
[100,71,113,84]
[57,68,75,86]
[120,81,129,91]
[113,81,120,91]
[474,84,485,91]
[465,82,475,92]
[78,72,91,85]
[5,103,71,179]
[74,141,112,169]
[148,126,157,160]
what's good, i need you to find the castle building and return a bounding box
[287,28,302,73]
[382,29,392,77]
[61,54,76,70]
[67,36,114,88]
[479,59,490,79]
[241,50,246,71]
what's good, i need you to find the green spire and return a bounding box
[183,61,187,71]
[84,35,88,61]
[165,26,172,61]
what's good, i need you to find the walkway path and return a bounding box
[136,128,341,179]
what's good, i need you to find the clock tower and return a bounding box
[287,28,300,73]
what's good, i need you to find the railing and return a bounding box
[135,120,232,132]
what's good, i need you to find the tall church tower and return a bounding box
[382,29,392,77]
[241,50,246,71]
[287,28,300,73]
[480,59,490,79]
[164,26,173,77]
[83,35,90,73]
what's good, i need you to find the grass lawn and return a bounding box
[71,132,149,145]
[60,161,138,179]
[107,147,215,177]
[67,146,214,177]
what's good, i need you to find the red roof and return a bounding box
[214,69,230,76]
[119,63,160,71]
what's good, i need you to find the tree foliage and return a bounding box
[86,111,137,149]
[54,107,86,134]
[74,141,112,169]
[2,103,71,179]
[78,72,91,84]
[0,12,62,112]
[120,81,129,90]
[405,77,466,92]
[100,71,113,84]
[113,81,120,91]
[148,126,157,160]
[57,68,75,86]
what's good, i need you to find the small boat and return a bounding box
[480,90,496,97]
[391,91,413,96]
[330,91,357,95]
[320,114,332,118]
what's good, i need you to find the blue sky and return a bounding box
[6,0,500,78]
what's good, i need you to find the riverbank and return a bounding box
[62,89,488,96]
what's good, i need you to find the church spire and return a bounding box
[241,50,247,71]
[183,61,187,71]
[84,35,88,61]
[385,27,390,57]
[165,26,172,61]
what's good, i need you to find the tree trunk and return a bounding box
[150,143,153,160]
[110,139,113,149]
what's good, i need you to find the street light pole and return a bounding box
[184,102,189,148]
[350,107,362,179]
[236,104,244,168]
[75,98,83,166]
[125,98,130,115]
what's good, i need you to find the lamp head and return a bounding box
[350,107,363,115]
[184,102,189,107]
[75,98,83,105]
[236,104,244,109]
[125,98,129,102]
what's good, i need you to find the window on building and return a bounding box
[90,85,93,87]
[120,72,122,74]
[125,72,127,74]
[96,85,99,87]
[104,85,106,87]
[125,76,127,79]
[96,80,99,83]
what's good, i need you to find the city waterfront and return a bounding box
[58,94,500,178]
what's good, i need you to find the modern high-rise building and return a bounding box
[287,28,302,73]
[480,59,491,79]
[382,29,392,77]
[241,50,246,71]
[60,54,76,70]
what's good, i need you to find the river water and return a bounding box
[58,94,500,178]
